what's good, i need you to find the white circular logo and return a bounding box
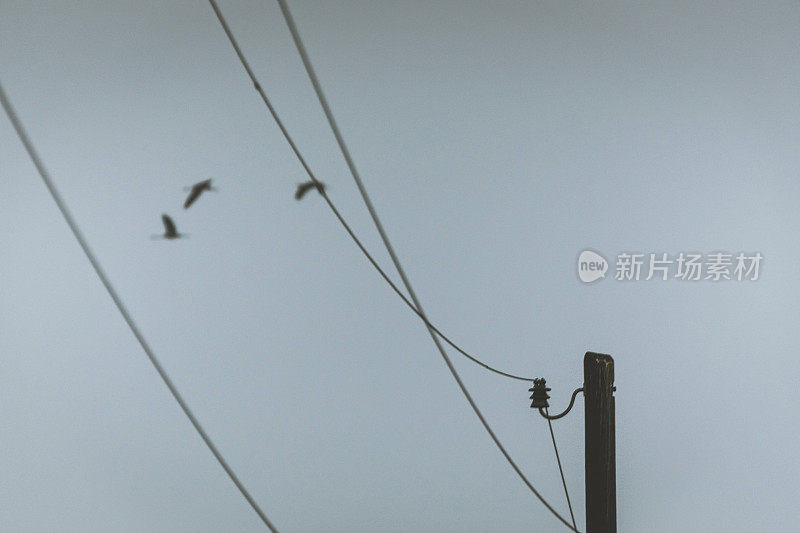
[578,250,608,283]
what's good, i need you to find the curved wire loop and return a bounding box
[539,387,584,420]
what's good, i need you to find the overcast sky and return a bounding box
[2,1,799,531]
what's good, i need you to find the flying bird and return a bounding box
[295,180,326,200]
[183,178,217,209]
[151,214,187,239]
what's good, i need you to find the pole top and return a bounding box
[584,351,615,394]
[584,351,614,366]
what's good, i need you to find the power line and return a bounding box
[0,79,279,533]
[206,0,577,527]
[545,407,578,531]
[205,2,531,386]
[271,2,579,530]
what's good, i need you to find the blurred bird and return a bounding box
[151,214,187,239]
[183,178,216,209]
[295,180,326,200]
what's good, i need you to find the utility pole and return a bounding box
[584,351,616,533]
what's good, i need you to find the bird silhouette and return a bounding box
[183,178,217,209]
[151,214,188,239]
[295,180,326,200]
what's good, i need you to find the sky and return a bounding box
[2,1,799,531]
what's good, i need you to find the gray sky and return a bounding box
[2,1,799,531]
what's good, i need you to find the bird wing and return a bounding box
[162,214,177,236]
[295,181,326,200]
[187,178,212,188]
[183,185,203,209]
[295,181,314,200]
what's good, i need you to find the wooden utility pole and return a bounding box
[584,351,616,533]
